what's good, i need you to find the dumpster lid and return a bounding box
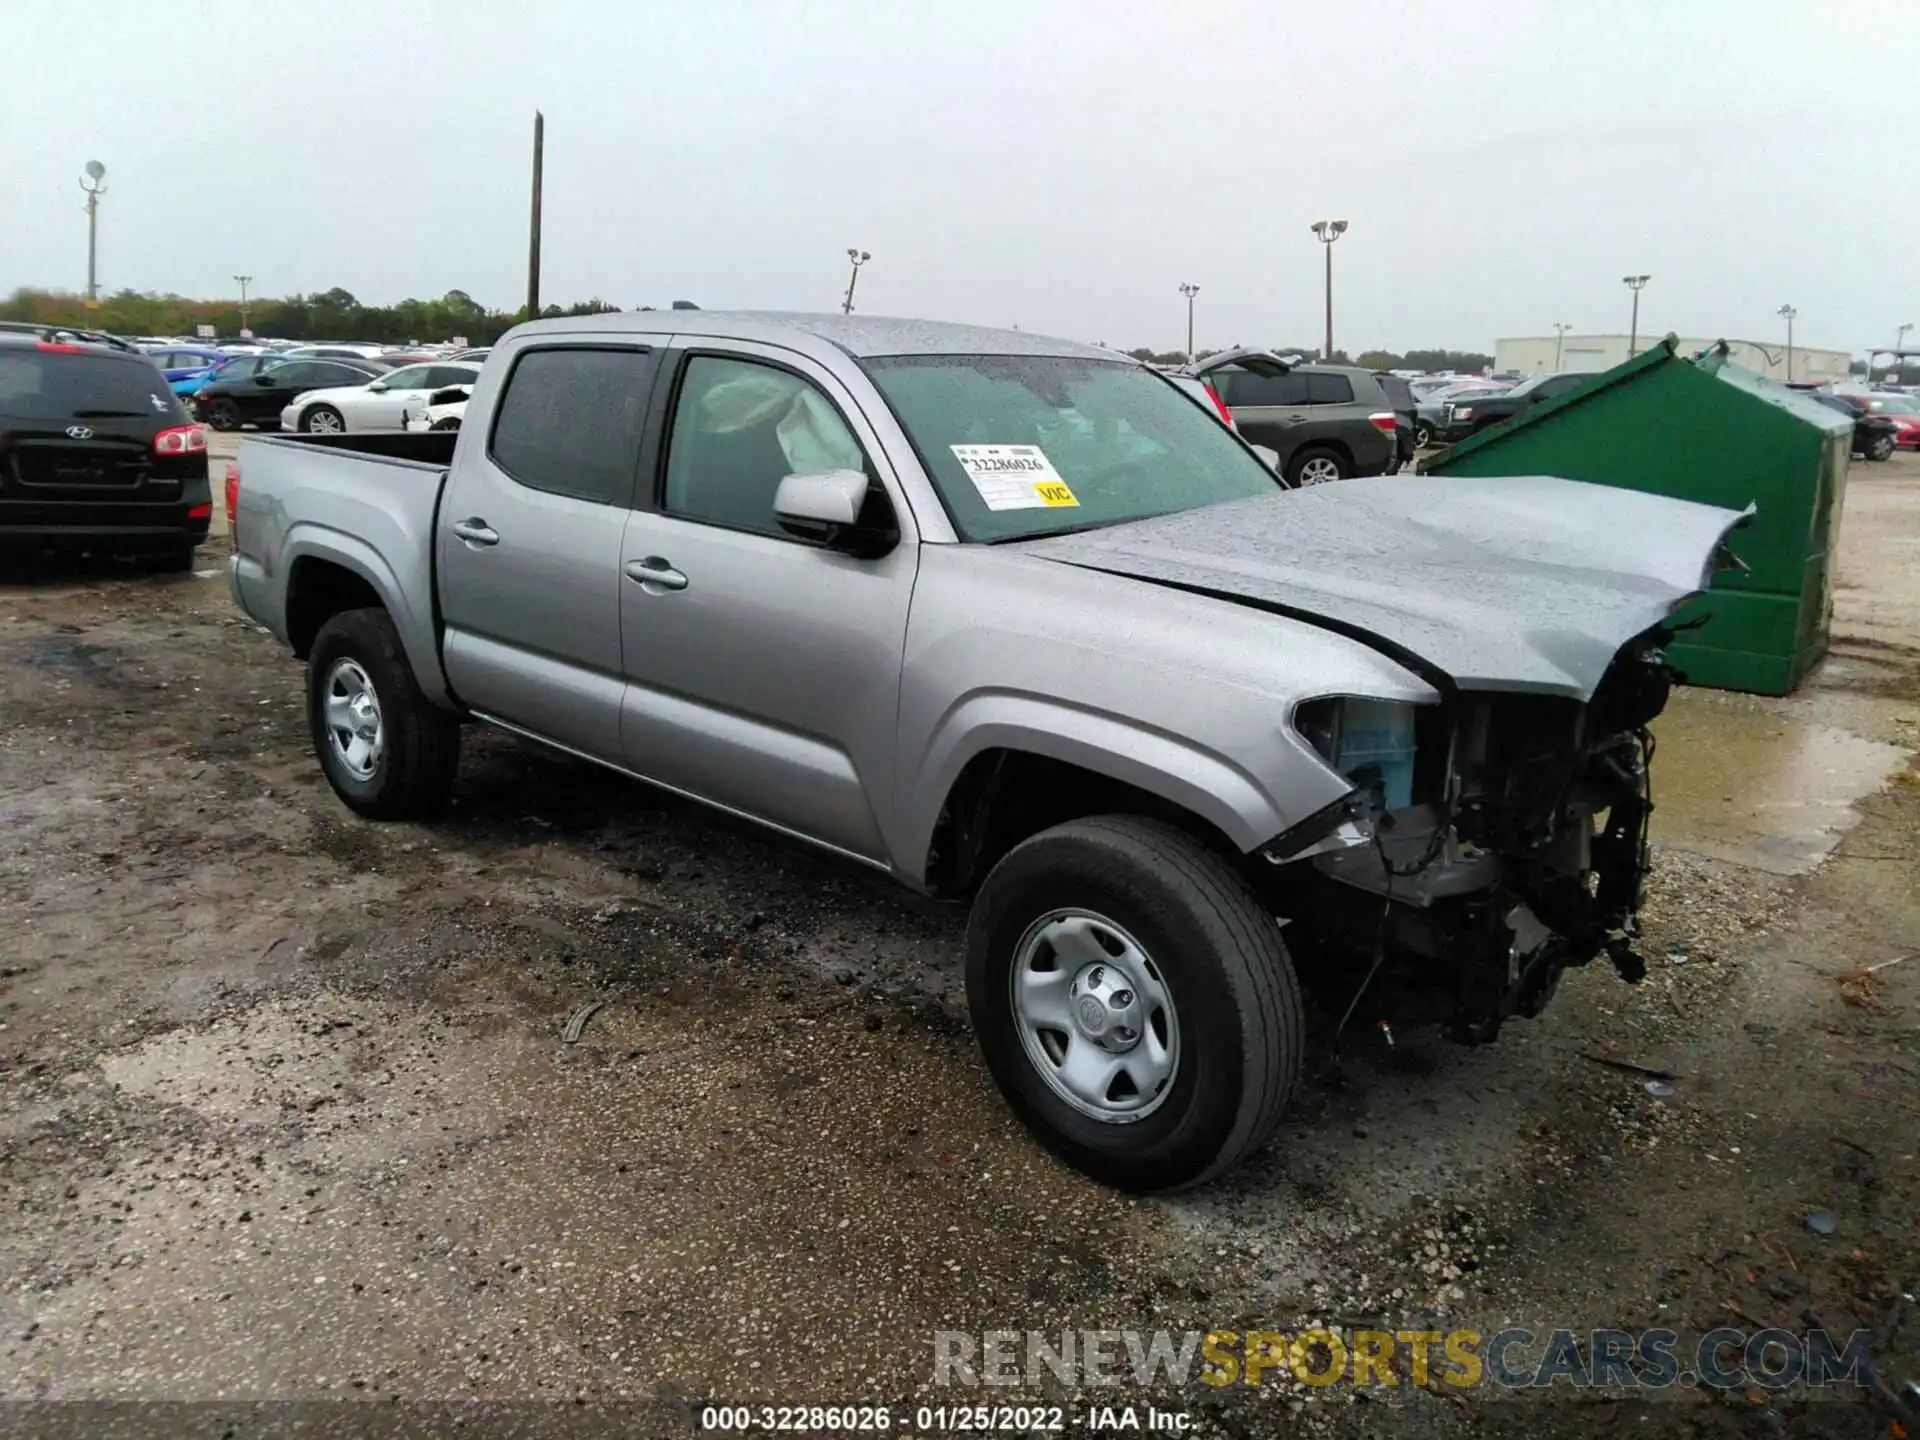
[1692,346,1854,436]
[1425,334,1851,469]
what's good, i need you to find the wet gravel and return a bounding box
[3,478,1918,1438]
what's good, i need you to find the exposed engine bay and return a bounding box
[1263,631,1676,1044]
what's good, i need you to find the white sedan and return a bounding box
[279,361,482,435]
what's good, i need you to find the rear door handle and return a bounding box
[450,518,498,547]
[625,556,688,592]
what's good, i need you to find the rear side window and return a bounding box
[1304,373,1354,404]
[1220,370,1308,407]
[489,346,658,506]
[309,363,372,387]
[0,350,185,422]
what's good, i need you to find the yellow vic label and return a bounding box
[1035,481,1078,507]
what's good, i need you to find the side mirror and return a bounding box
[774,469,897,557]
[252,374,275,386]
[367,381,389,393]
[1252,444,1280,470]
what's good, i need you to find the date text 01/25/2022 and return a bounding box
[697,1402,1189,1431]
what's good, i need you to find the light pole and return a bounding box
[842,249,870,316]
[1894,323,1913,382]
[1776,304,1797,382]
[1178,282,1200,360]
[1622,275,1650,358]
[1552,321,1573,370]
[79,160,106,305]
[1310,220,1348,360]
[233,274,253,336]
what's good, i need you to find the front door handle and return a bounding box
[450,518,499,547]
[625,556,688,592]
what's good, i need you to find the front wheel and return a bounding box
[1868,434,1895,462]
[966,816,1303,1191]
[302,404,345,435]
[430,416,461,432]
[307,607,460,820]
[1412,421,1433,450]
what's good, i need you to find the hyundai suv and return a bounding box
[0,330,211,568]
[1181,349,1398,485]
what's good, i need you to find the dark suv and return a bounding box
[1182,349,1398,485]
[0,331,211,568]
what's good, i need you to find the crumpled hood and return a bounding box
[1023,473,1751,699]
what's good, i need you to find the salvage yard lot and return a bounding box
[2,459,1918,1437]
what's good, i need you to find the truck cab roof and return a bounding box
[507,310,1116,363]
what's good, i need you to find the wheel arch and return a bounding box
[910,704,1282,897]
[280,531,454,710]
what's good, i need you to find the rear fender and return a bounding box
[281,524,454,711]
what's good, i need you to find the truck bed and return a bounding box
[246,430,459,469]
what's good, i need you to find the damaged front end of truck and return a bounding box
[1259,631,1677,1044]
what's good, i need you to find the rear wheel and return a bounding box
[1287,446,1348,487]
[307,607,460,820]
[430,417,461,431]
[1412,421,1433,449]
[1868,434,1895,462]
[966,816,1303,1191]
[205,398,241,431]
[302,405,345,435]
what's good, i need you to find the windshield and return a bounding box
[863,354,1282,542]
[0,350,187,422]
[1869,396,1918,414]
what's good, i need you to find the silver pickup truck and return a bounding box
[229,312,1746,1191]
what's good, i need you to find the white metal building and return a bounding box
[1494,334,1853,385]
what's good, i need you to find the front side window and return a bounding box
[661,355,867,537]
[380,365,435,390]
[489,346,657,506]
[267,362,315,386]
[866,354,1282,543]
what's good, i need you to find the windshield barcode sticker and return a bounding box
[950,444,1079,510]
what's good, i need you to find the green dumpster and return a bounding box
[1420,334,1852,695]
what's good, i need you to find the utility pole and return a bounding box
[842,249,870,315]
[526,111,544,320]
[1178,282,1200,360]
[233,274,253,336]
[1552,322,1572,370]
[1622,275,1650,357]
[1893,322,1912,382]
[1310,220,1348,360]
[1777,304,1797,383]
[80,160,106,305]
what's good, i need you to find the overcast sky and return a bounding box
[3,0,1915,356]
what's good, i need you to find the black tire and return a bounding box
[1285,445,1349,487]
[205,398,241,431]
[1412,422,1433,449]
[307,607,460,820]
[301,404,345,435]
[430,417,461,432]
[965,815,1303,1192]
[1868,435,1895,462]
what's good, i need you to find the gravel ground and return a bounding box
[1,460,1917,1438]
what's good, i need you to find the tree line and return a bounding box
[1,287,620,345]
[4,286,1499,371]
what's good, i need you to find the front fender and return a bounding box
[897,690,1348,888]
